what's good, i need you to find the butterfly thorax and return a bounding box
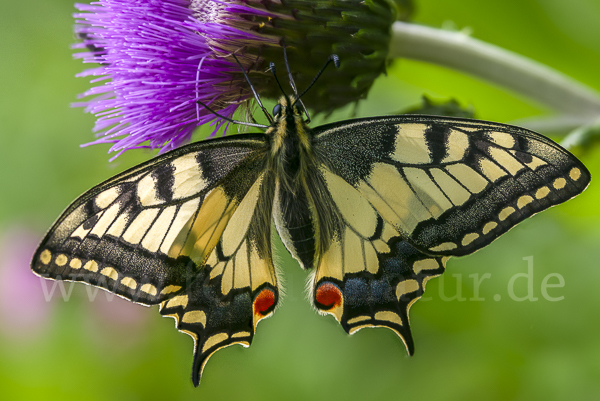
[267,95,314,192]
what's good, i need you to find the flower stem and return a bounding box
[389,21,600,118]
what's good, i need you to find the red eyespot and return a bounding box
[315,282,342,309]
[253,288,276,316]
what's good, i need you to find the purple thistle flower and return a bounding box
[73,0,280,158]
[73,0,410,157]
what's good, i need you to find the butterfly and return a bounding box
[32,55,590,386]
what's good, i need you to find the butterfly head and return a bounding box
[271,95,304,122]
[268,95,309,139]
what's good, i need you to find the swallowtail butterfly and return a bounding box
[32,56,590,386]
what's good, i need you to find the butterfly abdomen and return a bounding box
[273,182,318,270]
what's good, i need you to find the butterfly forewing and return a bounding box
[313,115,590,257]
[33,135,269,303]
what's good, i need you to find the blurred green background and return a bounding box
[1,0,600,399]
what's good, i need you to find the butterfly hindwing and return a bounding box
[32,134,280,385]
[308,165,446,352]
[159,169,279,386]
[313,115,590,257]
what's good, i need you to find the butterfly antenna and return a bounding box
[293,54,340,107]
[268,62,288,97]
[281,41,311,122]
[231,53,274,124]
[282,41,299,96]
[196,99,268,129]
